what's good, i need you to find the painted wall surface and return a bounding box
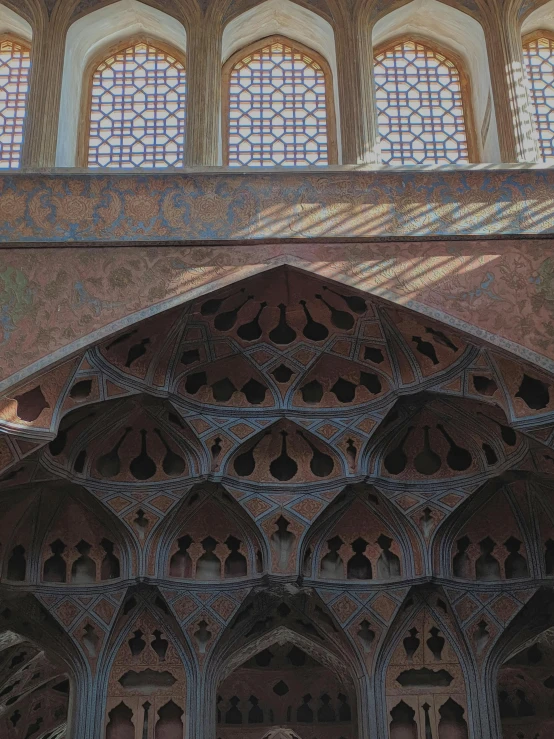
[0,168,554,244]
[1,239,554,390]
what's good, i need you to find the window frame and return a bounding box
[522,29,554,162]
[222,34,338,167]
[373,33,479,165]
[0,33,32,170]
[78,34,187,169]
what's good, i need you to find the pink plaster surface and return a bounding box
[1,239,554,390]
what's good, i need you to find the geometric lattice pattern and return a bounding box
[374,40,470,165]
[87,42,186,168]
[0,39,31,169]
[227,38,331,167]
[523,35,554,162]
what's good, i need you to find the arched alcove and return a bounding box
[522,0,554,36]
[372,0,500,162]
[157,489,264,580]
[491,591,554,739]
[0,6,32,171]
[0,4,31,42]
[443,476,535,583]
[56,0,187,167]
[497,629,554,738]
[102,607,187,739]
[38,490,127,585]
[0,627,71,739]
[0,480,133,585]
[381,603,471,739]
[217,638,356,737]
[520,7,554,163]
[303,486,415,581]
[208,579,369,736]
[222,0,342,162]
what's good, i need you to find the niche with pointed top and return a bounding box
[229,422,339,483]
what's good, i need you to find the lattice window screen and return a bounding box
[87,42,186,168]
[374,40,470,165]
[226,39,331,167]
[523,35,554,162]
[0,39,31,169]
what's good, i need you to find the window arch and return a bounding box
[374,38,474,165]
[0,37,31,169]
[523,32,554,162]
[85,40,186,168]
[223,36,337,167]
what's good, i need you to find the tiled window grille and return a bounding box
[87,42,186,168]
[0,39,31,169]
[374,40,470,164]
[523,34,554,161]
[225,37,333,166]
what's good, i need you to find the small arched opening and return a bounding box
[217,637,357,738]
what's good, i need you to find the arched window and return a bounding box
[523,33,554,162]
[374,39,472,164]
[0,38,31,168]
[224,36,336,167]
[86,41,186,168]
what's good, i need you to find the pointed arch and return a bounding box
[486,589,554,739]
[98,593,192,739]
[0,4,31,43]
[222,0,341,162]
[437,475,537,582]
[521,0,554,138]
[302,485,417,581]
[37,485,133,584]
[372,0,497,162]
[365,394,528,487]
[45,395,203,485]
[373,591,477,739]
[522,30,554,162]
[222,35,337,166]
[225,418,343,485]
[0,627,70,739]
[0,480,136,584]
[0,3,32,170]
[0,594,88,739]
[373,35,476,164]
[210,592,365,739]
[153,484,265,580]
[82,37,186,169]
[57,0,187,167]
